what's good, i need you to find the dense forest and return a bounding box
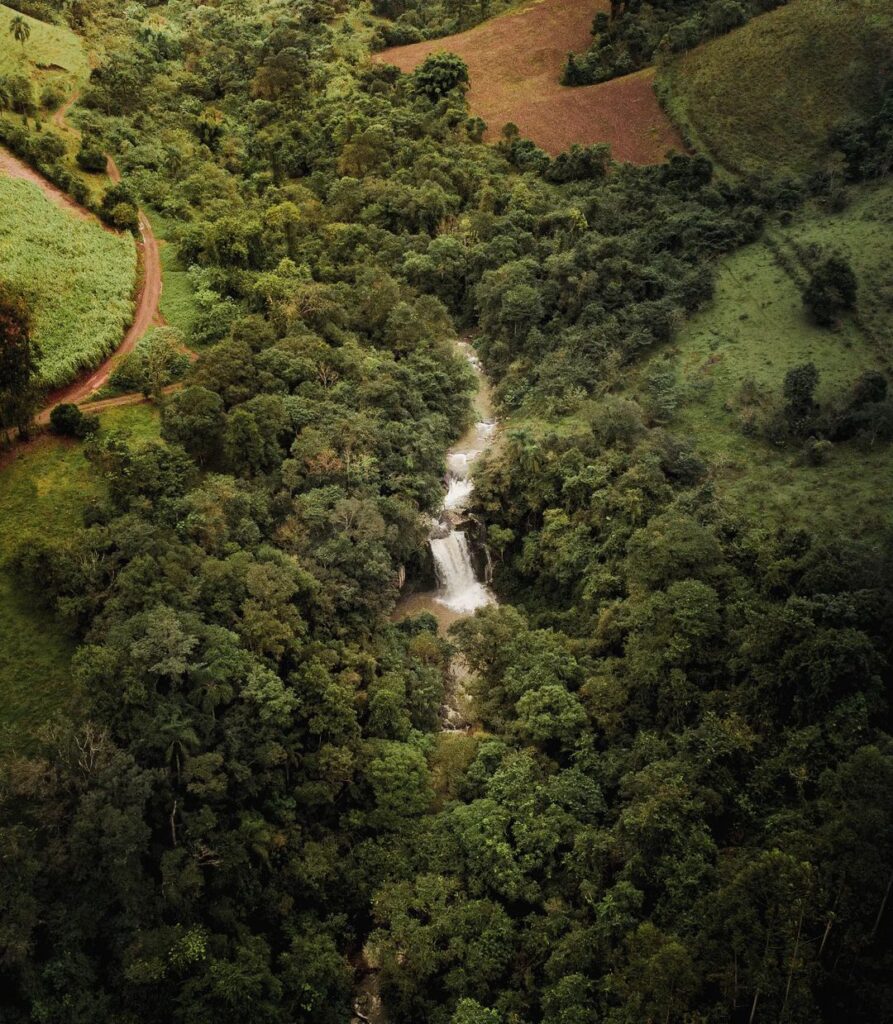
[0,1,891,1023]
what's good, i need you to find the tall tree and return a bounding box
[9,14,30,50]
[0,283,41,440]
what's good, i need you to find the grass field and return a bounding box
[635,179,893,536]
[0,177,136,388]
[661,0,893,176]
[374,0,682,162]
[0,3,89,86]
[0,404,160,750]
[149,210,200,340]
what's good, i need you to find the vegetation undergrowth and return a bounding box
[626,179,893,536]
[658,0,893,176]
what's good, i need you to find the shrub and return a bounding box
[40,84,67,111]
[803,255,858,326]
[412,52,469,101]
[49,403,99,438]
[76,141,107,173]
[783,362,819,435]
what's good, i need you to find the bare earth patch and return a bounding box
[374,0,683,162]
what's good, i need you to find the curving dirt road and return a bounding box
[0,145,94,222]
[33,156,164,421]
[0,86,165,422]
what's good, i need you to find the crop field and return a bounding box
[661,0,893,176]
[0,177,136,389]
[0,404,160,751]
[374,0,683,162]
[635,180,893,537]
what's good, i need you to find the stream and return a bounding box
[393,338,497,632]
[355,340,497,1023]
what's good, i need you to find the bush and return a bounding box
[412,52,469,101]
[76,141,107,173]
[40,84,67,112]
[49,403,99,438]
[783,362,819,435]
[803,255,858,326]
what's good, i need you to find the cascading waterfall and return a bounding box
[427,342,496,615]
[430,530,492,613]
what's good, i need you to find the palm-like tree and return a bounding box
[10,14,30,50]
[156,709,200,784]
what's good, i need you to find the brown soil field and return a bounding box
[374,0,683,162]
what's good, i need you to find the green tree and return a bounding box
[412,52,469,100]
[9,14,30,50]
[803,255,858,326]
[0,282,41,439]
[783,361,819,433]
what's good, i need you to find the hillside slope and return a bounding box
[374,0,683,161]
[661,0,893,175]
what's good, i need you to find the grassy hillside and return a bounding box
[0,178,136,388]
[661,0,893,175]
[634,178,893,536]
[0,3,89,84]
[0,404,159,750]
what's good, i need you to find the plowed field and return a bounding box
[374,0,683,162]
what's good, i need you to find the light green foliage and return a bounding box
[148,211,200,339]
[0,404,159,747]
[0,178,136,387]
[662,0,893,175]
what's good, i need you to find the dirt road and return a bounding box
[0,145,94,221]
[34,156,163,421]
[0,140,165,422]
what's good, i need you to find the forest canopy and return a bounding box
[0,1,891,1023]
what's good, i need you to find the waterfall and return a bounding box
[394,339,496,625]
[430,531,493,613]
[427,341,496,614]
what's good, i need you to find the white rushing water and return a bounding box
[430,531,493,613]
[393,339,496,628]
[428,343,496,614]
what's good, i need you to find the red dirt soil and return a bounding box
[374,0,683,163]
[0,146,95,222]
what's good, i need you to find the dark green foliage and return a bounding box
[76,139,107,173]
[0,3,890,1024]
[0,281,41,437]
[100,181,140,232]
[830,83,893,181]
[562,0,788,86]
[412,51,469,100]
[783,361,819,430]
[0,73,36,115]
[49,402,99,438]
[803,254,858,326]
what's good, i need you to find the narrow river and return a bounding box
[355,340,498,1022]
